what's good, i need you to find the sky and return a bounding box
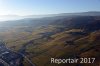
[0,0,100,16]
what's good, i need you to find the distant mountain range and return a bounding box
[0,11,100,32]
[0,11,100,21]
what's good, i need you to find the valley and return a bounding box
[0,12,100,66]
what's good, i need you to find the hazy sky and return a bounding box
[0,0,100,15]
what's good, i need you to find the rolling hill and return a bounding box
[0,11,100,66]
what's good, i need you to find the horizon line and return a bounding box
[0,11,100,16]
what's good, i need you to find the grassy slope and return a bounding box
[24,29,100,66]
[0,16,100,66]
[0,26,99,66]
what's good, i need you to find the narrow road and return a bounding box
[0,40,35,66]
[18,40,36,66]
[20,53,36,66]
